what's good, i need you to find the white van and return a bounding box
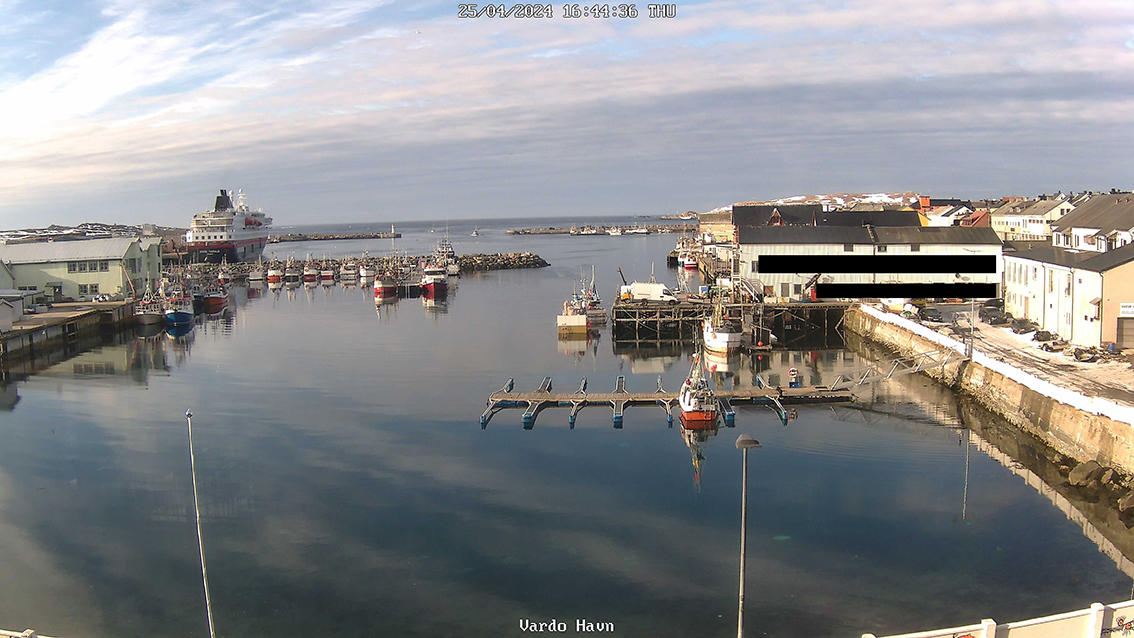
[619,282,679,303]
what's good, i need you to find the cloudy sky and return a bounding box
[1,0,1132,227]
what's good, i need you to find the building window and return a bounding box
[877,245,887,253]
[99,261,109,272]
[67,262,77,273]
[1048,271,1054,292]
[78,262,87,272]
[750,261,757,273]
[78,284,88,295]
[88,261,98,271]
[843,243,853,252]
[89,284,99,295]
[1074,235,1079,247]
[910,244,920,252]
[793,284,802,295]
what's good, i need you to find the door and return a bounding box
[1119,318,1134,348]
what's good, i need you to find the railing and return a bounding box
[862,599,1134,638]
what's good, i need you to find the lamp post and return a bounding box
[735,434,763,638]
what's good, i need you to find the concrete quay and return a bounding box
[1,301,134,364]
[844,303,1134,513]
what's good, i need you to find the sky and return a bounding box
[0,0,1132,228]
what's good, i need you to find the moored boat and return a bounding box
[320,255,335,281]
[283,258,301,283]
[703,305,743,355]
[266,264,283,283]
[678,355,717,430]
[302,257,318,282]
[185,189,272,263]
[373,274,398,299]
[420,264,448,297]
[134,294,166,325]
[202,288,227,313]
[340,258,358,280]
[164,293,194,326]
[217,261,232,285]
[248,258,266,281]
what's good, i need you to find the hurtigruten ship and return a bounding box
[185,189,272,263]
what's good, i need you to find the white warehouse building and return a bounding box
[0,237,162,302]
[737,226,1003,298]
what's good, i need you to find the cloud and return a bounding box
[0,0,1132,225]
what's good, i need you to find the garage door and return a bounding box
[1119,318,1134,348]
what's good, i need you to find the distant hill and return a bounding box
[0,222,186,244]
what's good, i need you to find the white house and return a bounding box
[1003,243,1134,348]
[1050,194,1134,253]
[990,196,1076,242]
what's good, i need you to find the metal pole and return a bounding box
[738,447,748,638]
[186,409,217,638]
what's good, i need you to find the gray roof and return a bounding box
[1004,246,1093,268]
[872,226,1002,245]
[990,200,1033,216]
[1050,194,1134,233]
[0,237,159,264]
[1019,199,1066,218]
[1076,243,1134,273]
[738,226,871,244]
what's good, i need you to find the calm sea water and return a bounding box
[1,218,1130,637]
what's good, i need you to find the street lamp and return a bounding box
[735,434,763,638]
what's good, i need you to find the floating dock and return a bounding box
[480,376,855,428]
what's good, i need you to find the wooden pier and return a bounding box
[610,298,851,349]
[480,376,855,428]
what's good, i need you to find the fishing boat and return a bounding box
[359,264,375,279]
[302,256,318,283]
[164,290,195,326]
[703,299,743,355]
[419,263,448,297]
[373,273,398,299]
[606,227,623,236]
[202,288,227,314]
[556,298,588,335]
[678,355,717,429]
[216,259,232,285]
[576,265,606,326]
[266,263,283,283]
[320,255,335,282]
[283,258,301,283]
[626,226,650,235]
[339,257,358,281]
[248,258,266,281]
[134,292,166,325]
[434,237,460,276]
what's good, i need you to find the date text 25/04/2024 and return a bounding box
[457,4,676,18]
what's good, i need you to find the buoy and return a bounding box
[757,340,763,346]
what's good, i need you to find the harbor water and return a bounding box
[1,218,1131,637]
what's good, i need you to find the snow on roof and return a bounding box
[0,237,159,264]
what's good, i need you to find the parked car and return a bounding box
[978,306,1007,323]
[908,298,928,309]
[982,298,1004,310]
[919,308,945,323]
[1011,318,1038,334]
[1033,330,1055,342]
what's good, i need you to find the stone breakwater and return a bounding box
[268,232,400,242]
[167,252,549,277]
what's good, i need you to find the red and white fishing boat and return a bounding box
[680,253,699,270]
[266,263,283,283]
[302,258,319,283]
[202,288,227,313]
[420,263,448,298]
[320,255,335,282]
[679,355,718,430]
[374,274,398,299]
[216,258,232,285]
[703,302,742,355]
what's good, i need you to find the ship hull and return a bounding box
[186,238,268,264]
[679,410,718,430]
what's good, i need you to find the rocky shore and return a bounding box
[268,232,400,242]
[165,252,549,277]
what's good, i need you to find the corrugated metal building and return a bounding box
[0,237,162,301]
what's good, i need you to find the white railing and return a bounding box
[863,600,1134,638]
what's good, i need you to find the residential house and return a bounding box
[1050,194,1134,253]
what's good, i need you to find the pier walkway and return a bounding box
[481,376,854,428]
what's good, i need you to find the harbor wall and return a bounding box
[843,305,1134,477]
[1,302,134,363]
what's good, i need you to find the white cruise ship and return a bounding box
[185,189,273,263]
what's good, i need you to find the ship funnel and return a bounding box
[215,190,233,211]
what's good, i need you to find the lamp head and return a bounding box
[735,434,762,450]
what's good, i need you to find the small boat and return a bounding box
[703,303,743,355]
[302,257,318,283]
[430,227,436,233]
[606,227,623,236]
[556,298,588,335]
[359,264,375,279]
[164,293,194,326]
[216,258,232,285]
[320,255,335,281]
[420,263,448,298]
[374,274,397,299]
[470,227,479,237]
[283,258,301,283]
[626,226,650,235]
[266,263,283,283]
[679,355,717,430]
[248,258,266,281]
[340,258,358,280]
[202,288,227,313]
[134,293,166,325]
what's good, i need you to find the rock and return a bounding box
[1068,460,1103,486]
[1086,479,1102,492]
[1058,464,1071,474]
[1100,469,1117,486]
[1119,490,1134,513]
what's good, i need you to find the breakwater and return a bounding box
[506,223,695,235]
[844,304,1134,520]
[269,232,400,242]
[168,252,549,277]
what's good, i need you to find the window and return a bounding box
[17,285,36,291]
[99,261,109,272]
[88,261,98,271]
[1074,235,1079,247]
[78,284,88,295]
[877,245,887,252]
[793,284,802,295]
[1048,271,1054,292]
[78,262,87,272]
[750,261,757,273]
[67,262,77,273]
[89,284,99,295]
[843,243,854,252]
[910,244,920,252]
